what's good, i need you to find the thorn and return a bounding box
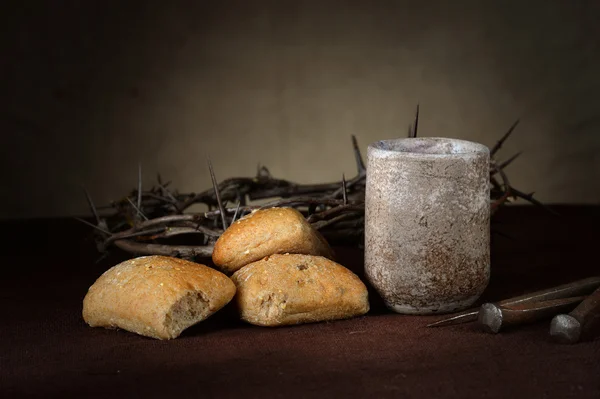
[157,173,163,185]
[342,174,348,205]
[231,201,241,223]
[137,162,142,209]
[158,182,177,203]
[126,196,149,221]
[509,186,560,216]
[95,251,110,264]
[492,229,516,241]
[491,119,520,156]
[73,217,111,235]
[351,135,366,174]
[207,157,228,231]
[411,104,420,138]
[257,165,272,179]
[498,151,523,170]
[490,175,502,190]
[490,166,511,211]
[81,186,100,224]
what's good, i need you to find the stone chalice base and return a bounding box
[365,137,490,314]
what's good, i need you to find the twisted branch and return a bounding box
[79,114,550,261]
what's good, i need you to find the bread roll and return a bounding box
[212,207,335,274]
[83,256,236,340]
[231,253,369,326]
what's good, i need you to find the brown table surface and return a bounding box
[1,205,599,398]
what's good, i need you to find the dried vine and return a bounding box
[79,109,552,261]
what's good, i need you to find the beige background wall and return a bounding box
[2,1,599,219]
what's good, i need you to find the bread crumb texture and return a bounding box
[82,256,236,339]
[231,254,369,326]
[212,207,335,274]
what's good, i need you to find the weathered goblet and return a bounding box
[365,137,490,314]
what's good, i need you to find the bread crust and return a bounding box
[231,254,369,326]
[212,207,335,274]
[82,256,236,339]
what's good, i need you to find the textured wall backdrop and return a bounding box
[2,0,599,219]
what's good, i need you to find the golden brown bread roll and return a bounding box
[82,256,236,340]
[212,207,335,274]
[231,253,369,326]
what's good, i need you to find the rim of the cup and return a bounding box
[368,137,489,158]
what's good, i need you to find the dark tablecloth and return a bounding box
[1,205,599,398]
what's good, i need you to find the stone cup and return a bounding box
[364,137,490,314]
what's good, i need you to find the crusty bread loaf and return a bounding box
[231,253,369,326]
[82,256,236,340]
[212,207,335,274]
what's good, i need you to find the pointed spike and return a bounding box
[231,201,241,223]
[137,162,142,209]
[157,173,163,185]
[73,217,111,235]
[498,151,523,170]
[94,251,110,264]
[351,135,366,174]
[258,165,272,179]
[490,175,502,190]
[207,157,228,230]
[491,119,520,156]
[158,182,177,203]
[425,310,479,327]
[412,104,420,138]
[492,229,516,241]
[509,186,559,216]
[81,186,100,224]
[342,174,348,205]
[126,196,149,221]
[425,319,449,328]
